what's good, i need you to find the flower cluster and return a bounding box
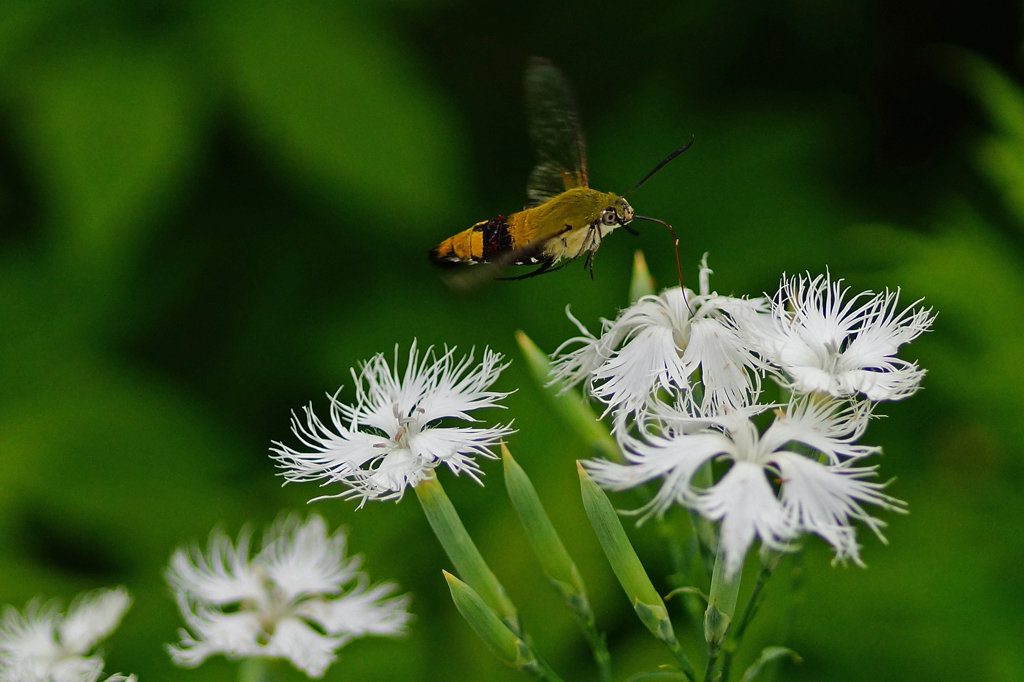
[0,587,134,682]
[272,341,514,506]
[166,514,411,679]
[554,259,933,576]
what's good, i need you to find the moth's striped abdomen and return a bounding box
[430,214,513,266]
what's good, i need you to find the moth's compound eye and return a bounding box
[601,209,618,226]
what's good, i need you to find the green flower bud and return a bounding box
[443,571,541,675]
[705,542,743,651]
[578,463,668,633]
[629,250,657,303]
[503,444,591,618]
[415,476,519,632]
[515,331,620,462]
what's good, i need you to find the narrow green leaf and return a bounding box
[505,445,612,681]
[739,646,801,682]
[624,671,690,682]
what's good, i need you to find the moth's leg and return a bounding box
[581,223,602,279]
[497,258,566,280]
[497,224,576,280]
[584,249,596,279]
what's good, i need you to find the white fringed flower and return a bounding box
[0,587,132,682]
[167,514,411,679]
[586,398,904,578]
[550,258,768,418]
[759,273,934,401]
[272,341,514,506]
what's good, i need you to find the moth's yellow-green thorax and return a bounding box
[524,188,635,262]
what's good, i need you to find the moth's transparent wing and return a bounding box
[524,58,589,208]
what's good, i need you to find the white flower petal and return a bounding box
[265,618,348,679]
[761,397,879,463]
[47,655,104,682]
[271,404,386,483]
[296,581,412,637]
[167,599,263,667]
[167,528,263,605]
[774,451,905,566]
[587,431,731,516]
[765,273,933,401]
[59,587,131,657]
[838,364,926,402]
[684,317,761,409]
[272,343,513,503]
[166,515,410,679]
[0,590,130,682]
[360,448,432,499]
[699,462,791,578]
[555,273,768,419]
[548,306,621,392]
[0,600,61,675]
[259,515,359,604]
[592,320,688,415]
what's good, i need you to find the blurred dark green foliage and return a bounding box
[0,0,1022,680]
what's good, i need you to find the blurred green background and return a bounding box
[1,0,1023,680]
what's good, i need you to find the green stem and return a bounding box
[665,637,700,682]
[533,652,568,682]
[239,658,265,682]
[650,505,689,595]
[580,619,613,682]
[703,541,742,682]
[763,552,804,682]
[688,464,717,579]
[703,649,721,682]
[717,554,779,682]
[238,658,284,682]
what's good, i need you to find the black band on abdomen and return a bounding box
[480,215,512,260]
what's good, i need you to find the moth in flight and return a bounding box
[430,57,692,281]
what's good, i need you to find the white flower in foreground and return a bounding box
[759,273,934,401]
[0,587,131,682]
[586,398,905,578]
[550,258,768,418]
[272,341,514,506]
[167,514,411,679]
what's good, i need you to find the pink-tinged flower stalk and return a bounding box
[272,341,514,506]
[166,514,411,679]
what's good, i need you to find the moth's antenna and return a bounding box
[625,138,694,197]
[632,215,691,312]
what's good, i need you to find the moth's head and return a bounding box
[598,196,634,230]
